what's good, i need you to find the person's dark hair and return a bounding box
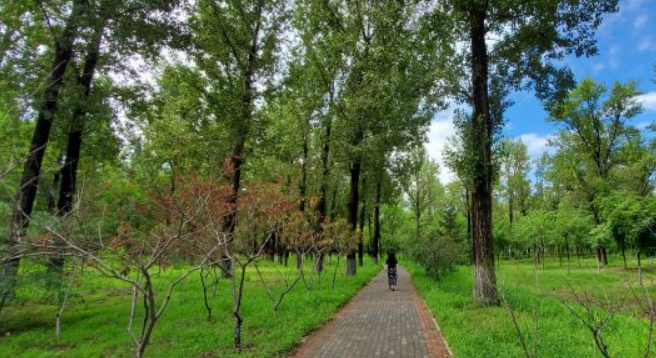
[386,250,397,266]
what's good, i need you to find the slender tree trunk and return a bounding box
[372,178,381,264]
[296,127,309,272]
[277,247,283,265]
[508,191,514,227]
[299,128,308,213]
[2,0,88,299]
[136,276,157,358]
[48,172,60,213]
[296,254,302,270]
[358,198,366,267]
[591,206,608,267]
[346,159,361,276]
[464,187,473,264]
[566,239,571,276]
[330,185,338,221]
[469,6,498,304]
[638,250,643,286]
[316,98,333,273]
[231,264,246,350]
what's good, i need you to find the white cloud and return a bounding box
[627,0,650,10]
[425,114,456,183]
[638,37,656,52]
[634,15,649,29]
[426,117,559,183]
[516,133,554,158]
[607,45,621,69]
[592,63,606,72]
[637,91,656,111]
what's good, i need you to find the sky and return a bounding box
[427,0,656,183]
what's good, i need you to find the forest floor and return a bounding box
[408,256,656,358]
[286,266,451,358]
[0,257,379,358]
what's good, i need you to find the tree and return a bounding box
[1,0,184,302]
[299,0,446,276]
[498,138,531,226]
[3,0,90,299]
[405,155,442,242]
[549,78,643,266]
[190,0,284,272]
[443,0,619,304]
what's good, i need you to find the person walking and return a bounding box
[385,250,398,291]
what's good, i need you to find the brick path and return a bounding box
[288,267,452,358]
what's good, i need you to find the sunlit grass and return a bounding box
[408,256,656,358]
[0,256,380,358]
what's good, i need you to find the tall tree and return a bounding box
[191,0,283,278]
[2,0,89,299]
[549,77,643,266]
[445,0,618,304]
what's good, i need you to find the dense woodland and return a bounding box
[1,0,656,357]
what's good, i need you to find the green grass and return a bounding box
[408,256,656,358]
[0,257,380,358]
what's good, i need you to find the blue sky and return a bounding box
[427,0,656,182]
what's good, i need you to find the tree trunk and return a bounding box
[464,187,472,264]
[566,239,571,276]
[57,16,105,218]
[2,0,88,298]
[136,277,158,358]
[51,19,104,273]
[330,185,338,221]
[469,6,498,305]
[637,250,643,286]
[595,247,607,268]
[221,3,261,276]
[372,179,381,264]
[358,198,365,267]
[346,160,361,276]
[299,127,308,213]
[48,172,60,213]
[220,140,244,276]
[508,191,514,227]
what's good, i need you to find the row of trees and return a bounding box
[396,75,656,289]
[0,4,626,351]
[0,1,444,355]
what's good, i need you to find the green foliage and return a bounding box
[0,259,380,358]
[408,202,466,280]
[408,259,656,358]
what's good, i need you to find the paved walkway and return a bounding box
[288,267,452,358]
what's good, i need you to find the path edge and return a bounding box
[407,268,455,358]
[282,268,382,358]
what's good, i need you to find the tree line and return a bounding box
[0,1,636,354]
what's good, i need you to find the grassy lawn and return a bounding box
[408,256,656,358]
[0,257,380,358]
